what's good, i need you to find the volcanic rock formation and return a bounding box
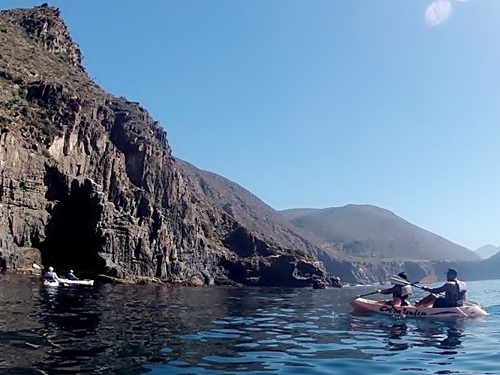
[0,4,331,287]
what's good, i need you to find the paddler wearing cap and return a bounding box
[415,268,467,308]
[67,269,79,280]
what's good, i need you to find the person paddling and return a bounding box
[44,266,59,282]
[67,270,79,280]
[415,268,467,308]
[378,272,413,306]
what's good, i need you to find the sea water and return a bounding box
[0,274,499,374]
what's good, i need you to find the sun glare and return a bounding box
[425,0,452,26]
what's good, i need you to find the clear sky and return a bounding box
[2,0,499,250]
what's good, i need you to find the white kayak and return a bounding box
[43,279,59,287]
[58,278,94,286]
[350,297,489,319]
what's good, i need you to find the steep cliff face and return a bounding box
[174,158,481,285]
[176,159,341,259]
[0,5,331,287]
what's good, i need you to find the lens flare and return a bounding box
[425,0,452,26]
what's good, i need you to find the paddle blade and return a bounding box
[390,275,411,285]
[32,263,41,270]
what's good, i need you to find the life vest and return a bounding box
[454,280,467,304]
[392,284,412,298]
[444,279,467,306]
[401,285,413,297]
[44,271,56,281]
[392,284,413,306]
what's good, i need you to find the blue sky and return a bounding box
[2,1,499,250]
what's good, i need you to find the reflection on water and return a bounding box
[349,315,465,355]
[0,275,499,375]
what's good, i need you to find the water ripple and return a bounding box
[0,275,499,374]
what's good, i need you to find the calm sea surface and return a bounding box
[0,275,499,375]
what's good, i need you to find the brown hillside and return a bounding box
[281,205,479,261]
[176,159,342,259]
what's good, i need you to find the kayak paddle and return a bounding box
[356,276,420,298]
[390,275,421,287]
[357,290,382,298]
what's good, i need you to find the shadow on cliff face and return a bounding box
[41,166,104,276]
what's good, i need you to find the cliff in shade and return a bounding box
[0,4,332,287]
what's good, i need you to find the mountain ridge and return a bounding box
[474,244,500,259]
[176,158,340,260]
[280,205,479,261]
[175,159,482,283]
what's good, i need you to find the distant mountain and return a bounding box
[432,251,500,282]
[474,245,500,259]
[490,249,500,260]
[175,158,480,268]
[281,205,479,262]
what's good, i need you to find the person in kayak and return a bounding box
[415,268,467,308]
[44,266,59,281]
[67,270,79,280]
[378,272,413,306]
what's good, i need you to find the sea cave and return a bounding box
[41,167,104,277]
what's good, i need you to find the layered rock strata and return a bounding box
[0,5,331,287]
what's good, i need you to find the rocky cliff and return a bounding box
[175,159,488,285]
[0,4,332,287]
[176,159,342,258]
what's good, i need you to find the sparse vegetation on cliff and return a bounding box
[0,4,331,287]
